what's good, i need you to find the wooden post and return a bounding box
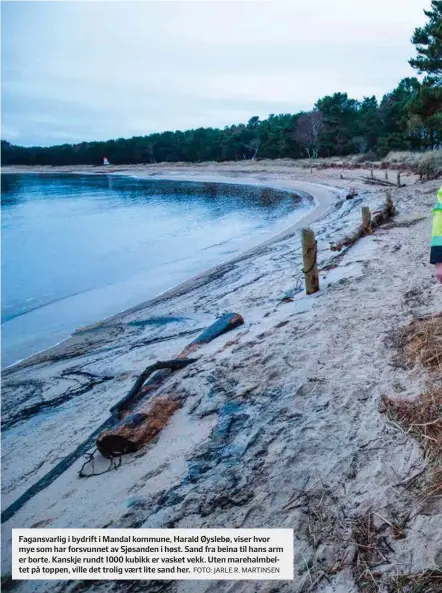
[397,172,401,187]
[371,168,374,179]
[385,192,394,216]
[385,170,388,180]
[361,206,372,234]
[302,228,319,295]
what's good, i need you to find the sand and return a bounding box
[1,161,441,592]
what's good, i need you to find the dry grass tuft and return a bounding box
[384,314,442,471]
[351,510,392,593]
[386,314,442,451]
[388,568,442,593]
[381,387,442,508]
[400,314,442,373]
[378,314,442,591]
[383,314,442,504]
[381,388,442,465]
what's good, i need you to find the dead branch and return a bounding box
[110,358,196,420]
[361,176,398,188]
[330,194,395,252]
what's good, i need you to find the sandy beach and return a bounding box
[2,161,441,592]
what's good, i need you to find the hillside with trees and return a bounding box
[2,1,441,167]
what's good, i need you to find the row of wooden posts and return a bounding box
[317,167,402,188]
[370,168,401,187]
[301,194,394,295]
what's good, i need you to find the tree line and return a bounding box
[2,1,441,166]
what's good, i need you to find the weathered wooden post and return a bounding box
[302,228,319,295]
[385,191,394,216]
[385,170,388,180]
[397,172,401,187]
[361,206,372,234]
[371,168,374,179]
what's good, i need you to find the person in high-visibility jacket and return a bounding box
[431,185,442,283]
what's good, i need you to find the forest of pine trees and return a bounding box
[2,1,441,167]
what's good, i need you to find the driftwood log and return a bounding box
[97,396,182,458]
[94,359,194,458]
[110,359,195,419]
[111,312,244,419]
[330,194,395,252]
[97,312,245,457]
[1,312,244,524]
[361,176,397,188]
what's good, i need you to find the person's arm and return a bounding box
[431,186,442,282]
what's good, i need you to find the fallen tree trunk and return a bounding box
[361,176,398,187]
[111,312,244,419]
[1,312,244,524]
[330,194,395,252]
[98,313,245,458]
[96,396,182,458]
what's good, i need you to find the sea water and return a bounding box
[1,173,309,367]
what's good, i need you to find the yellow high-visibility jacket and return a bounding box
[431,185,442,264]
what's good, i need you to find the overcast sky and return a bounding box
[1,0,431,147]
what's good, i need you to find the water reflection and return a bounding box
[1,173,307,366]
[2,173,301,211]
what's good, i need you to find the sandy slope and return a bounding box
[1,163,441,592]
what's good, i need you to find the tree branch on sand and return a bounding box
[330,194,395,252]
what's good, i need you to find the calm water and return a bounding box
[1,173,309,367]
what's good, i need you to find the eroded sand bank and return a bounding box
[2,162,441,592]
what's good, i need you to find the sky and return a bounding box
[1,0,432,147]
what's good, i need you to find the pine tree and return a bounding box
[409,0,442,77]
[408,2,442,148]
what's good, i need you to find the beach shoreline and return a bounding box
[1,165,341,372]
[2,163,441,593]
